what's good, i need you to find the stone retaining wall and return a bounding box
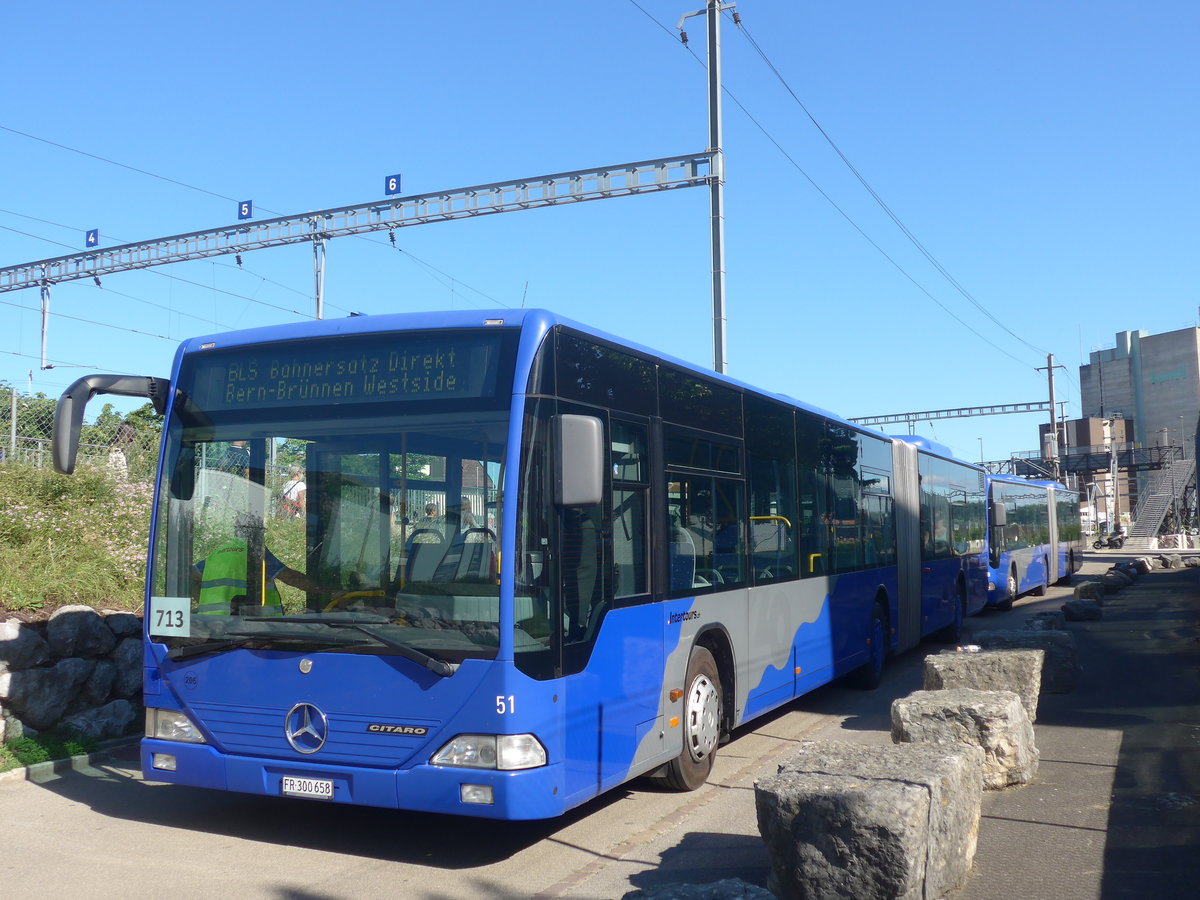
[0,606,142,744]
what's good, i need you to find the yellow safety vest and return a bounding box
[197,540,282,615]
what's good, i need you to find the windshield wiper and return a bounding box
[244,616,458,677]
[166,630,368,662]
[167,638,255,661]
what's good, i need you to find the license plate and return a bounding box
[280,776,334,800]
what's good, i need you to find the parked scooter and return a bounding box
[1093,531,1127,549]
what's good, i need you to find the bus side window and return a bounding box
[611,420,649,601]
[745,394,798,584]
[796,411,828,577]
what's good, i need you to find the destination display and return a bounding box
[184,330,512,412]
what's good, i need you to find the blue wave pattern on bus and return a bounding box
[742,591,835,720]
[556,601,682,809]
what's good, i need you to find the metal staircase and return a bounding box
[1125,457,1195,550]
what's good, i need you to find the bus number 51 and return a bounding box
[496,695,515,715]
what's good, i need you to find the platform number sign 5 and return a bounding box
[238,201,253,220]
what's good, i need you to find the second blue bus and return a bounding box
[985,473,1083,609]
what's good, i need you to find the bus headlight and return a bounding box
[431,734,547,770]
[145,708,207,744]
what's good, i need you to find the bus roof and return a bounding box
[170,307,926,453]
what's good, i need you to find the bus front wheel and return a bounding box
[996,568,1017,611]
[661,646,722,791]
[1032,557,1049,595]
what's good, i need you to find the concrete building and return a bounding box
[1080,327,1200,456]
[1074,327,1200,535]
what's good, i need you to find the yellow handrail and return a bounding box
[751,514,793,528]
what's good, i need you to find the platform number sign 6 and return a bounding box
[385,174,403,196]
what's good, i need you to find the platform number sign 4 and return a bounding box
[85,229,99,248]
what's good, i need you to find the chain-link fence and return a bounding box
[0,385,161,477]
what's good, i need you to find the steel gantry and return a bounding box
[851,401,1052,433]
[1,153,715,364]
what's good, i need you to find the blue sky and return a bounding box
[2,1,1197,464]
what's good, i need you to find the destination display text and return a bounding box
[185,331,509,412]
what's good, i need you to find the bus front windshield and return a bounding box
[151,409,508,667]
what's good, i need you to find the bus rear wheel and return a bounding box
[661,646,722,791]
[936,583,966,643]
[851,601,888,690]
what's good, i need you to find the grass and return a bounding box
[0,461,153,615]
[0,729,100,774]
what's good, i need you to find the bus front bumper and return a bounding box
[141,738,568,820]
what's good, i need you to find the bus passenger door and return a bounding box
[559,411,663,792]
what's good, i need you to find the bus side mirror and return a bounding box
[990,502,1007,528]
[53,373,169,474]
[553,414,603,507]
[169,445,196,501]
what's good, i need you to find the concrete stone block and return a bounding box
[1024,610,1066,631]
[892,688,1039,790]
[756,740,982,900]
[924,649,1044,721]
[973,630,1081,693]
[1062,598,1103,621]
[1102,573,1128,593]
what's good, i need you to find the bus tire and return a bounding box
[661,646,722,791]
[1056,551,1074,585]
[851,601,888,690]
[936,582,966,643]
[996,568,1017,611]
[1032,558,1048,595]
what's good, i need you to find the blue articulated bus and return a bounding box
[985,473,1083,609]
[53,308,988,820]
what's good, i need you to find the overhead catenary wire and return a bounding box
[0,347,103,373]
[731,18,1049,357]
[627,1,1037,370]
[0,293,175,343]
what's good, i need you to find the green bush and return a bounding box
[0,462,152,613]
